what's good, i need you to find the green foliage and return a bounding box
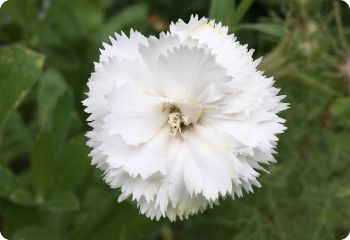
[52,135,90,192]
[65,192,159,240]
[37,69,73,140]
[31,131,55,199]
[331,97,350,128]
[102,3,149,40]
[0,166,34,206]
[42,192,79,213]
[0,0,350,239]
[209,0,235,26]
[12,226,60,240]
[237,23,288,37]
[0,46,44,129]
[230,0,255,28]
[209,0,256,29]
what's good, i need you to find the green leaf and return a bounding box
[0,166,35,206]
[0,111,33,165]
[37,69,73,145]
[52,92,74,144]
[0,0,41,38]
[0,166,19,198]
[66,0,104,35]
[31,132,55,200]
[209,0,235,26]
[9,188,36,206]
[237,23,288,37]
[0,199,43,238]
[0,112,33,167]
[230,0,255,28]
[42,191,80,213]
[2,112,33,151]
[0,46,44,129]
[32,133,89,199]
[37,69,69,130]
[12,226,59,240]
[330,97,350,128]
[53,134,90,192]
[65,188,159,240]
[102,3,148,39]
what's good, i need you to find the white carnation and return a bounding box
[83,15,288,221]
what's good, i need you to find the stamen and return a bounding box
[162,103,192,138]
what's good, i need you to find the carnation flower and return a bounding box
[83,15,288,221]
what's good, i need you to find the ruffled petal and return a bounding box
[147,45,232,104]
[104,80,167,146]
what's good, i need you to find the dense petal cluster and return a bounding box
[83,15,288,221]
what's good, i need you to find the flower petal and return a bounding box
[104,80,168,146]
[147,45,232,104]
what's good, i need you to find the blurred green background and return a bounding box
[0,0,350,239]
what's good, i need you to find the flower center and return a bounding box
[162,103,192,138]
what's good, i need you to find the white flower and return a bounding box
[0,231,7,240]
[0,0,8,9]
[83,15,288,221]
